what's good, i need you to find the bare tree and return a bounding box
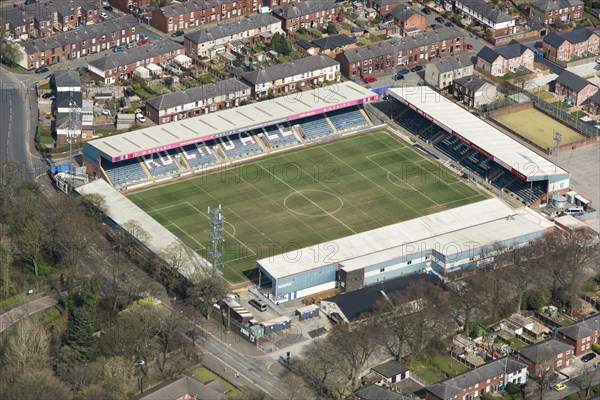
[3,318,51,372]
[0,18,23,67]
[120,220,151,252]
[295,339,348,399]
[448,275,486,334]
[277,371,314,400]
[14,219,48,276]
[191,274,228,320]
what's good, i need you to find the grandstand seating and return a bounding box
[505,179,547,204]
[295,115,334,140]
[181,142,218,168]
[220,133,263,159]
[394,106,431,135]
[262,124,300,148]
[327,106,369,132]
[102,158,147,187]
[143,151,181,177]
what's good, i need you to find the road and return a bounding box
[0,294,59,334]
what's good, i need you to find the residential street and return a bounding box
[0,294,59,334]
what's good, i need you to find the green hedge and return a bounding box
[592,343,600,354]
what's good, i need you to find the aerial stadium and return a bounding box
[78,82,568,300]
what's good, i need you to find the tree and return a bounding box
[80,193,107,221]
[448,276,486,334]
[3,318,51,372]
[159,242,195,293]
[120,220,151,252]
[272,32,291,56]
[277,371,313,400]
[295,339,348,399]
[191,274,228,320]
[60,305,98,363]
[497,242,542,313]
[531,358,557,400]
[0,369,72,400]
[14,218,48,276]
[326,22,337,34]
[0,18,23,67]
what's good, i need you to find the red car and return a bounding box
[466,43,473,50]
[364,76,377,83]
[137,38,149,46]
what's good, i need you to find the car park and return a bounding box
[35,67,49,74]
[422,7,432,14]
[171,31,184,37]
[249,298,267,312]
[435,17,445,24]
[410,65,423,73]
[364,76,377,83]
[582,353,597,362]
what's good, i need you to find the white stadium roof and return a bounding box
[257,198,554,280]
[87,82,376,162]
[76,180,212,282]
[388,86,569,181]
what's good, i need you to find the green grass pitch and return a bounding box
[129,130,489,283]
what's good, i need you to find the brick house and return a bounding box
[111,0,152,14]
[425,53,474,89]
[553,70,599,106]
[2,0,99,41]
[425,357,528,400]
[353,385,413,400]
[557,313,600,355]
[264,0,299,9]
[542,27,599,63]
[87,38,184,84]
[365,0,405,16]
[388,6,427,36]
[476,41,534,76]
[240,54,340,99]
[150,0,259,34]
[145,78,250,124]
[584,91,600,115]
[517,339,574,375]
[529,0,584,25]
[16,15,139,70]
[336,27,464,80]
[452,75,497,108]
[449,0,519,38]
[184,14,283,58]
[311,34,357,56]
[272,0,339,34]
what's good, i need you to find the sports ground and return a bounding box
[493,108,584,150]
[129,130,488,283]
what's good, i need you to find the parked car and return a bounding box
[422,7,432,14]
[430,23,439,29]
[582,353,597,363]
[392,73,405,81]
[112,46,123,53]
[596,57,600,64]
[140,34,148,40]
[399,68,410,75]
[135,113,146,123]
[124,87,136,97]
[435,17,445,24]
[466,43,474,50]
[410,65,423,73]
[126,42,136,49]
[34,67,49,74]
[553,383,567,391]
[171,30,184,37]
[103,5,113,11]
[137,38,149,46]
[248,298,267,312]
[445,21,454,27]
[100,11,108,18]
[41,92,54,99]
[364,76,377,83]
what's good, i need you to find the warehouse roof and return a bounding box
[85,81,375,161]
[257,198,554,279]
[388,85,569,179]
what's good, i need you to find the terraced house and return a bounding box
[150,0,260,34]
[542,26,599,62]
[272,0,339,33]
[529,0,584,25]
[16,15,139,70]
[336,28,464,80]
[1,0,99,41]
[184,13,283,58]
[145,78,251,124]
[365,0,405,16]
[240,54,340,99]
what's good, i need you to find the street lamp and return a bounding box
[224,343,232,373]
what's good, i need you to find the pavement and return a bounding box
[0,294,59,334]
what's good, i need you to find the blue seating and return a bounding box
[506,179,547,204]
[102,158,147,187]
[295,115,334,139]
[327,106,369,132]
[181,142,218,168]
[220,132,263,159]
[143,151,181,177]
[262,124,300,147]
[395,107,431,134]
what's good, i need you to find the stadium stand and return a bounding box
[219,132,263,159]
[262,124,300,148]
[181,142,218,168]
[327,106,369,132]
[295,115,334,140]
[102,158,148,187]
[143,151,182,177]
[394,103,431,135]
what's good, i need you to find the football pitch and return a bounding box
[129,130,489,283]
[493,108,584,150]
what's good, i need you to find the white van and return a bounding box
[563,206,584,216]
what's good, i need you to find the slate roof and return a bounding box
[273,0,338,20]
[146,78,250,111]
[53,70,81,89]
[339,27,462,64]
[311,34,355,51]
[56,91,83,109]
[456,0,515,24]
[555,70,596,92]
[354,384,414,400]
[585,90,600,105]
[241,54,339,85]
[530,0,584,12]
[372,360,410,378]
[558,313,600,340]
[21,16,138,55]
[55,112,82,130]
[543,26,597,48]
[328,274,443,321]
[296,39,317,50]
[88,39,183,72]
[426,357,528,400]
[518,339,574,363]
[430,53,474,73]
[454,75,488,92]
[477,41,530,63]
[158,0,237,18]
[184,14,281,45]
[1,0,97,30]
[389,6,420,23]
[370,0,406,6]
[132,375,227,400]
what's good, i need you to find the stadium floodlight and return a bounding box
[208,205,225,272]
